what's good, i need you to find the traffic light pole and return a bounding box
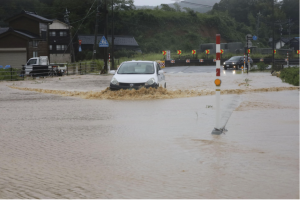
[247,41,248,74]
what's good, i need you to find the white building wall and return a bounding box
[50,54,71,63]
[276,41,285,49]
[49,20,69,29]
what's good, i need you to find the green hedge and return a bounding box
[280,67,299,86]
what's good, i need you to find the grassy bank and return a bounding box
[279,67,299,86]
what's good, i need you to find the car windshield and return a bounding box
[117,62,154,74]
[228,56,240,61]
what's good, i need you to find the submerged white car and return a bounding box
[109,61,166,90]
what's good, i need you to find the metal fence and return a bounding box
[0,62,106,81]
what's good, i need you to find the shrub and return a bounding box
[256,62,267,71]
[280,67,299,86]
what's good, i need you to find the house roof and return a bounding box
[0,27,40,39]
[279,38,290,43]
[5,10,52,23]
[78,35,139,46]
[270,37,299,43]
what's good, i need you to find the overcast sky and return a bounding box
[134,0,176,6]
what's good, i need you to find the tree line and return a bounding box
[0,0,298,55]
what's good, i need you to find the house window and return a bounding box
[33,41,38,47]
[49,45,52,50]
[56,45,68,50]
[49,31,56,36]
[56,45,62,50]
[33,51,38,57]
[59,31,67,36]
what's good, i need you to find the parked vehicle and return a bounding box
[109,61,166,90]
[24,56,64,77]
[223,56,253,70]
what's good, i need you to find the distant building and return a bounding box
[269,37,299,52]
[0,10,52,68]
[49,19,72,63]
[78,35,140,52]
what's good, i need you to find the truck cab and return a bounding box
[24,56,50,76]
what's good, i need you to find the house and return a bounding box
[275,38,290,49]
[269,37,299,51]
[78,35,140,52]
[49,19,73,63]
[289,37,299,52]
[0,10,52,68]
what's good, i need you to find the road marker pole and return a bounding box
[243,54,245,74]
[212,34,223,135]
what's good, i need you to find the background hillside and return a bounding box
[136,0,220,13]
[0,0,298,56]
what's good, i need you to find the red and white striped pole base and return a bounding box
[212,34,223,135]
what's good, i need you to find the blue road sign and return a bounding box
[253,35,258,40]
[99,36,109,47]
[79,45,82,52]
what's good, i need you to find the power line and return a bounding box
[64,0,97,57]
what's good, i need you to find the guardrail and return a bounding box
[165,59,300,67]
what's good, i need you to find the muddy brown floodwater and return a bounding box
[0,72,299,198]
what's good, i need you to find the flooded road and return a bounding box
[0,71,299,198]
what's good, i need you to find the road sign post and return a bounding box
[166,50,171,61]
[205,49,210,59]
[177,50,182,59]
[192,50,196,59]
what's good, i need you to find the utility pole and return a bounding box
[272,0,275,69]
[64,8,76,62]
[111,0,115,70]
[104,0,108,72]
[279,24,283,48]
[92,0,100,60]
[256,12,261,38]
[287,18,293,49]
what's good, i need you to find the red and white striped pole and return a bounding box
[243,54,245,74]
[212,34,222,135]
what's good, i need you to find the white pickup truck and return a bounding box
[24,56,66,77]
